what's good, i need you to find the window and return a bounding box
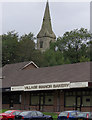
[31,95,39,105]
[59,112,68,117]
[2,94,21,104]
[13,111,20,115]
[45,95,53,105]
[2,94,10,104]
[11,94,21,104]
[13,112,17,115]
[30,92,54,106]
[65,96,75,107]
[36,111,43,116]
[20,111,30,116]
[82,96,91,106]
[31,112,37,117]
[40,41,43,48]
[5,111,13,113]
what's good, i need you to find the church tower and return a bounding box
[37,1,56,52]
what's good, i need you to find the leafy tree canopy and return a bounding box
[50,28,91,64]
[2,28,92,67]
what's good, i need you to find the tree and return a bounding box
[55,28,91,63]
[2,28,91,67]
[2,31,19,66]
[2,31,46,67]
[43,49,70,67]
[17,32,36,62]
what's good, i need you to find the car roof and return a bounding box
[61,111,79,113]
[6,110,20,112]
[20,111,37,113]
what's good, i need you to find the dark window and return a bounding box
[2,94,21,104]
[86,98,90,102]
[40,41,43,48]
[2,94,10,104]
[11,94,20,104]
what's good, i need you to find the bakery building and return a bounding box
[2,1,92,112]
[2,61,92,112]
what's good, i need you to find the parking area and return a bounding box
[0,110,92,120]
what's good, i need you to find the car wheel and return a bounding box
[48,118,53,120]
[50,118,53,120]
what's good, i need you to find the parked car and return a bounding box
[76,112,92,120]
[14,111,53,120]
[57,111,80,120]
[0,110,21,120]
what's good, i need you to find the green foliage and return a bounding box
[54,28,91,64]
[2,31,19,66]
[2,31,45,67]
[17,33,35,62]
[43,49,70,67]
[43,112,58,120]
[2,28,92,67]
[0,109,8,113]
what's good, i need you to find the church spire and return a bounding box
[43,0,51,22]
[37,1,56,39]
[37,1,56,52]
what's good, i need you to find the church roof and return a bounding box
[37,1,56,39]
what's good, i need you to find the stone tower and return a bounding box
[37,1,56,52]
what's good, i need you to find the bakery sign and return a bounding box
[24,82,70,91]
[11,82,89,91]
[11,82,70,91]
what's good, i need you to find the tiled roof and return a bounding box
[2,62,91,88]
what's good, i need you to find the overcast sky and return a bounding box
[1,1,91,37]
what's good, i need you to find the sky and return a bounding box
[1,0,91,38]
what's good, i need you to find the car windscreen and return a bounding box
[19,112,31,116]
[77,113,87,117]
[71,112,79,116]
[59,112,68,116]
[4,111,13,114]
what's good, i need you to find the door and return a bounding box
[76,96,81,111]
[39,96,44,111]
